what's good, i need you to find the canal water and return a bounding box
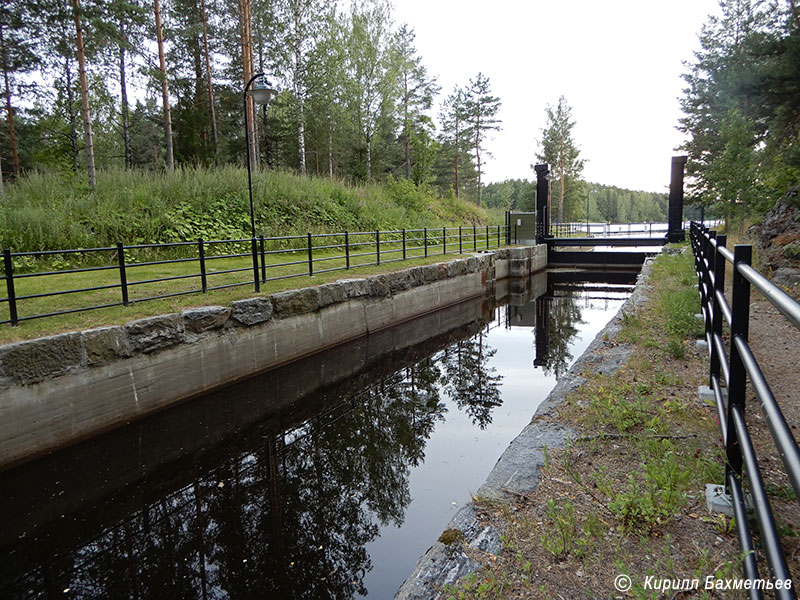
[0,269,635,600]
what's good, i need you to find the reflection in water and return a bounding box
[1,310,501,600]
[441,334,502,428]
[508,270,637,379]
[0,270,633,600]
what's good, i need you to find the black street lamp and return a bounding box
[244,73,277,292]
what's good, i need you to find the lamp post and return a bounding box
[243,73,277,292]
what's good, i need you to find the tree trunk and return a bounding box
[240,0,258,171]
[404,71,411,179]
[0,25,20,177]
[327,119,333,177]
[474,114,482,206]
[154,0,174,170]
[454,120,460,199]
[118,20,131,169]
[64,57,79,173]
[790,0,800,29]
[72,0,97,189]
[200,0,218,156]
[293,1,306,175]
[559,160,565,222]
[191,2,204,100]
[366,132,372,180]
[297,99,306,174]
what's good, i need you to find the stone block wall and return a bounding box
[0,246,546,469]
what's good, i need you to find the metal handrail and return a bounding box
[690,221,800,597]
[1,225,510,326]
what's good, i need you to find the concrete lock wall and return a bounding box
[0,246,548,470]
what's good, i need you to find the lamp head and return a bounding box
[247,76,277,105]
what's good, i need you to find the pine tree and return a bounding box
[394,24,438,180]
[464,73,500,206]
[71,0,97,188]
[438,86,470,198]
[153,0,175,169]
[678,0,800,213]
[0,2,38,177]
[535,95,584,223]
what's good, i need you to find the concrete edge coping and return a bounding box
[0,251,508,389]
[394,257,657,600]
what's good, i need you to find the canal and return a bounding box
[0,269,636,600]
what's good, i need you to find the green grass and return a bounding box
[445,247,738,599]
[0,166,505,342]
[0,167,493,253]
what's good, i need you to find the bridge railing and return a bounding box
[1,224,508,326]
[690,221,800,597]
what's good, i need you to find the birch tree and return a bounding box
[344,0,396,180]
[273,0,334,174]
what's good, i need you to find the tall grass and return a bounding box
[1,167,490,252]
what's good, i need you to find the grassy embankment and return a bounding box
[0,167,499,343]
[443,249,756,599]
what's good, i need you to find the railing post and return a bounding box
[117,242,129,306]
[376,230,380,265]
[251,237,260,292]
[473,225,477,252]
[402,229,406,260]
[259,236,266,283]
[705,231,717,341]
[497,224,500,247]
[727,244,752,484]
[3,249,18,325]
[441,227,446,255]
[345,231,350,269]
[459,226,463,254]
[424,228,428,257]
[710,234,726,386]
[199,238,207,293]
[307,232,313,276]
[699,231,709,332]
[486,225,490,249]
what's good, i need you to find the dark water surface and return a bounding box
[0,270,635,600]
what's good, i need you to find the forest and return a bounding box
[482,179,671,224]
[0,0,495,200]
[3,0,796,251]
[679,0,800,223]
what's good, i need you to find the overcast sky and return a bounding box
[392,0,720,193]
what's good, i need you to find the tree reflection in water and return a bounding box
[441,334,503,428]
[4,327,503,600]
[540,294,584,379]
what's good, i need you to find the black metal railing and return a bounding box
[550,220,722,239]
[691,221,800,598]
[1,225,509,326]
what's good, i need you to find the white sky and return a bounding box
[392,0,720,193]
